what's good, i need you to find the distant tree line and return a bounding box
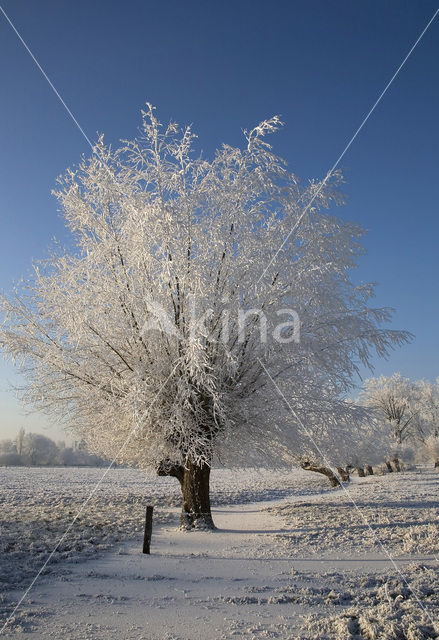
[0,428,109,467]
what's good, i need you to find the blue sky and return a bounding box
[1,0,438,440]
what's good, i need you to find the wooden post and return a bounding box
[143,505,154,554]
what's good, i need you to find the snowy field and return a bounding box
[0,466,329,591]
[0,466,438,639]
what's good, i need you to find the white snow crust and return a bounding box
[1,466,438,639]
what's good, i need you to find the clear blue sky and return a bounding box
[1,0,438,440]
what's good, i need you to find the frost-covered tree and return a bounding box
[0,106,410,528]
[361,375,439,450]
[347,417,394,476]
[412,379,439,467]
[21,433,59,466]
[16,426,25,456]
[295,409,393,484]
[0,451,22,466]
[360,374,416,445]
[0,439,17,455]
[416,379,439,442]
[424,435,439,468]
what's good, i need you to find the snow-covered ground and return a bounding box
[0,466,438,639]
[0,466,329,592]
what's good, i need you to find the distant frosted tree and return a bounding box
[0,439,17,455]
[360,374,416,445]
[0,452,22,466]
[361,375,439,452]
[424,435,439,467]
[416,379,439,441]
[21,433,59,466]
[58,446,76,466]
[0,437,21,467]
[0,106,410,528]
[16,426,25,456]
[295,407,392,484]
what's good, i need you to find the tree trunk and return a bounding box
[392,457,401,472]
[364,465,374,476]
[157,458,215,530]
[385,461,393,473]
[337,467,350,482]
[357,467,365,477]
[301,462,341,488]
[181,459,215,530]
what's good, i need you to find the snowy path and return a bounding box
[2,470,439,639]
[4,502,304,639]
[3,495,436,640]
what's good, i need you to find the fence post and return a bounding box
[143,505,154,554]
